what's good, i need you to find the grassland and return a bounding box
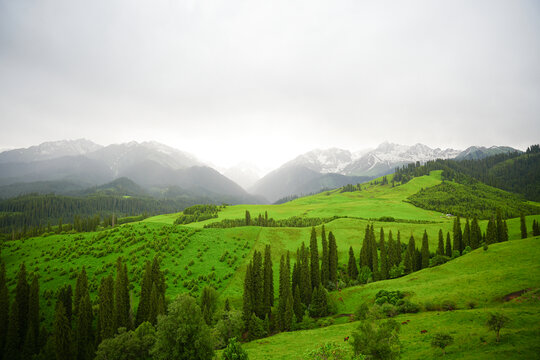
[2,171,540,358]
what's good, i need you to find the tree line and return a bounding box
[204,211,339,229]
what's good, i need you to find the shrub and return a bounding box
[303,342,349,360]
[350,320,401,360]
[398,300,420,314]
[467,301,477,309]
[221,337,248,360]
[381,303,399,318]
[424,302,441,312]
[441,300,457,311]
[354,303,370,321]
[431,333,454,355]
[430,255,450,267]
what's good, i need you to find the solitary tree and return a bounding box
[437,230,444,256]
[486,313,510,343]
[347,247,359,281]
[431,333,454,355]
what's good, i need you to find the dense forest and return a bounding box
[393,144,540,201]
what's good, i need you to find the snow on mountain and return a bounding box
[454,145,520,160]
[221,162,263,190]
[0,139,102,163]
[283,148,354,174]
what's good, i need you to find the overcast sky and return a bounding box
[1,0,539,169]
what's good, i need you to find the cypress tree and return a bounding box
[57,285,73,327]
[533,220,540,236]
[15,263,29,346]
[0,263,8,359]
[347,247,358,281]
[53,302,72,360]
[27,275,40,354]
[415,249,422,272]
[437,229,444,256]
[486,217,497,244]
[453,216,463,254]
[22,323,37,360]
[496,210,504,243]
[370,225,379,279]
[463,218,471,248]
[263,245,273,316]
[245,210,251,226]
[114,258,132,331]
[278,253,293,331]
[396,230,402,265]
[242,263,253,329]
[299,243,311,306]
[379,236,389,280]
[74,267,88,320]
[97,275,114,341]
[328,232,338,284]
[445,232,452,257]
[503,221,509,242]
[251,251,264,319]
[421,230,429,269]
[309,227,320,288]
[359,225,370,269]
[320,225,329,288]
[520,213,527,239]
[471,217,481,249]
[75,293,93,360]
[135,261,152,326]
[4,299,20,360]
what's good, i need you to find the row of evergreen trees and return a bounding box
[0,256,165,360]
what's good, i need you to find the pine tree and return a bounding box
[278,253,293,331]
[263,245,273,316]
[347,246,358,281]
[135,261,152,326]
[53,302,72,360]
[379,235,389,280]
[502,221,509,242]
[309,227,320,289]
[495,210,504,243]
[437,229,444,256]
[533,220,540,236]
[97,275,114,341]
[242,263,253,330]
[414,249,422,272]
[463,218,471,248]
[114,258,132,331]
[471,217,481,249]
[299,243,312,306]
[328,232,338,284]
[15,263,29,346]
[370,225,379,280]
[453,216,463,254]
[75,293,93,360]
[245,210,251,226]
[320,225,329,288]
[57,285,72,327]
[421,230,429,269]
[445,232,452,257]
[520,213,527,239]
[0,263,8,359]
[486,217,497,245]
[27,275,40,355]
[359,225,370,269]
[4,299,20,360]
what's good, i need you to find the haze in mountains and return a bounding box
[455,145,522,160]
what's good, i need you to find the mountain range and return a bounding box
[0,139,521,203]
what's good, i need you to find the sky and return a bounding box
[0,0,539,170]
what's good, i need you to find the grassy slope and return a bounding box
[241,237,540,359]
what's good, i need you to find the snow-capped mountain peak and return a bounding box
[0,139,103,163]
[284,148,353,174]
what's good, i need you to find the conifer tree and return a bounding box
[396,230,402,265]
[299,243,312,306]
[200,286,218,326]
[347,247,358,281]
[520,213,527,239]
[421,231,429,269]
[53,302,72,360]
[245,210,251,226]
[404,235,415,274]
[496,210,504,243]
[445,232,452,257]
[309,227,320,288]
[27,275,40,354]
[328,232,338,284]
[263,245,273,316]
[471,217,481,249]
[74,267,88,320]
[379,236,389,280]
[503,221,509,242]
[387,230,396,268]
[533,220,540,236]
[0,263,8,359]
[415,249,422,272]
[4,299,20,360]
[98,275,114,341]
[15,263,29,346]
[320,225,329,287]
[75,293,93,360]
[114,258,132,331]
[437,229,444,256]
[135,261,152,326]
[278,253,293,331]
[293,285,302,322]
[242,263,253,329]
[251,251,264,319]
[463,218,471,248]
[486,217,497,244]
[453,216,463,254]
[370,225,379,280]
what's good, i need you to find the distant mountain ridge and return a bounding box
[454,145,521,160]
[0,139,102,163]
